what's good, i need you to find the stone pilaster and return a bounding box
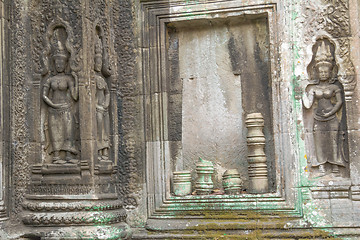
[19,0,131,238]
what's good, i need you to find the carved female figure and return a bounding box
[42,41,78,164]
[303,40,346,176]
[94,36,110,161]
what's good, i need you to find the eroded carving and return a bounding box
[303,38,348,177]
[23,210,126,226]
[222,169,243,195]
[42,25,79,164]
[304,0,350,39]
[22,200,123,212]
[303,0,356,99]
[94,31,111,161]
[11,0,31,214]
[195,158,214,195]
[112,1,140,207]
[172,171,192,196]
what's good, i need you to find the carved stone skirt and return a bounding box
[48,106,77,154]
[96,107,110,151]
[312,117,345,167]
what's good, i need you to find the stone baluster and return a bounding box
[222,169,243,195]
[195,158,214,195]
[245,113,268,193]
[172,171,192,196]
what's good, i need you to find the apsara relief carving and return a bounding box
[40,19,80,165]
[303,38,348,177]
[94,30,111,162]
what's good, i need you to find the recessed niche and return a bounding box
[166,15,275,192]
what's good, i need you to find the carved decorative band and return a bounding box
[26,183,116,195]
[27,184,92,195]
[22,209,127,226]
[22,200,123,212]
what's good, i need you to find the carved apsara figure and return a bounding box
[303,40,346,176]
[94,35,110,161]
[42,40,79,164]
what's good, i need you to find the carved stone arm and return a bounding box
[42,79,58,108]
[302,85,314,109]
[104,84,110,109]
[323,91,342,118]
[70,73,79,101]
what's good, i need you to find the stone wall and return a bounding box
[1,0,360,239]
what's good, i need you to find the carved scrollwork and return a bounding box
[27,184,92,195]
[22,200,123,212]
[111,0,140,208]
[303,0,350,39]
[22,210,127,226]
[303,0,355,99]
[337,38,356,99]
[11,0,31,214]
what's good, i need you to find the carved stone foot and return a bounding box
[319,164,326,174]
[53,159,67,164]
[66,159,79,164]
[332,165,339,174]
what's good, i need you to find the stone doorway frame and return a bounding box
[140,0,302,227]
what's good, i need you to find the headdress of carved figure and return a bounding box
[315,41,333,68]
[53,40,67,59]
[95,35,103,58]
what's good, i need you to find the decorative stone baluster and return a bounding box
[222,169,243,195]
[172,171,192,196]
[195,158,214,195]
[246,113,269,193]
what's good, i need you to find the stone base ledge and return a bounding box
[132,227,354,239]
[20,223,132,240]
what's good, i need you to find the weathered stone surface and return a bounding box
[1,0,360,239]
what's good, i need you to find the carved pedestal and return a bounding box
[23,161,131,239]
